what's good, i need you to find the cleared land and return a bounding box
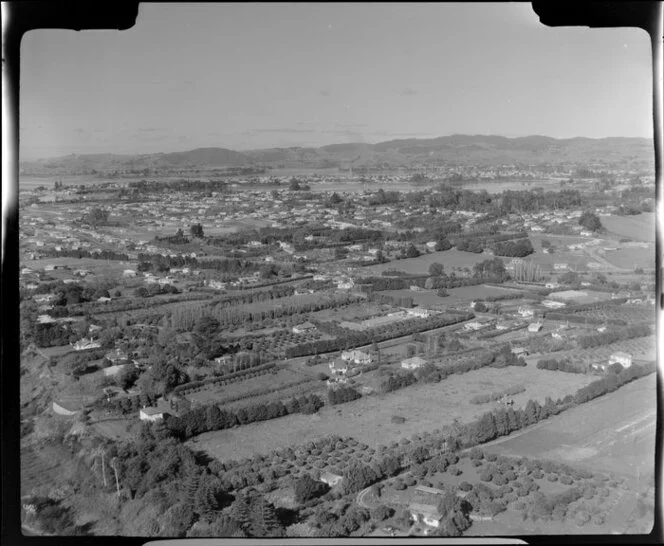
[190,363,595,461]
[367,249,497,275]
[482,374,656,480]
[602,247,654,270]
[382,284,517,308]
[601,213,655,243]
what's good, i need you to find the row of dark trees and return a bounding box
[43,248,130,261]
[536,358,585,374]
[327,385,362,405]
[164,394,325,441]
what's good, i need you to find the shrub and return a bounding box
[493,474,507,486]
[472,459,483,468]
[592,513,605,525]
[391,415,406,424]
[486,453,497,462]
[479,471,493,482]
[547,474,559,482]
[447,466,462,476]
[459,481,473,492]
[560,475,574,486]
[574,510,591,526]
[532,470,544,479]
[469,447,484,460]
[394,481,406,491]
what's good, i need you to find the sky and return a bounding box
[19,2,653,159]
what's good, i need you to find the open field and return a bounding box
[602,247,655,270]
[190,362,595,462]
[482,374,656,480]
[459,178,562,194]
[367,249,497,275]
[601,213,655,243]
[573,303,655,325]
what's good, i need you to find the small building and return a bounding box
[464,318,493,331]
[608,351,632,368]
[319,471,344,487]
[97,296,112,303]
[511,347,529,357]
[139,407,166,422]
[292,321,316,334]
[518,306,535,318]
[401,356,427,370]
[541,299,566,309]
[72,337,101,351]
[123,269,136,278]
[408,503,443,528]
[528,322,543,333]
[407,307,431,318]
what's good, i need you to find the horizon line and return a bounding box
[20,132,654,162]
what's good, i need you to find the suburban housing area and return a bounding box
[17,135,657,538]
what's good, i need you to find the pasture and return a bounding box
[367,249,497,276]
[191,363,595,462]
[381,284,514,309]
[601,213,655,243]
[482,374,656,480]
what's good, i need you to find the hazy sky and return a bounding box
[20,2,653,159]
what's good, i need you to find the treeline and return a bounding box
[286,312,474,358]
[137,252,266,276]
[576,324,650,349]
[171,292,363,332]
[477,323,527,340]
[164,394,325,441]
[41,248,130,261]
[455,239,484,253]
[127,178,232,193]
[361,274,503,292]
[545,297,628,316]
[470,385,526,405]
[94,391,160,415]
[492,238,535,258]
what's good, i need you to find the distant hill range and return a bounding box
[20,134,654,174]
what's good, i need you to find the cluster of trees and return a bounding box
[165,394,325,441]
[287,312,473,358]
[134,284,180,298]
[95,390,160,415]
[456,239,484,253]
[21,496,80,535]
[156,228,191,245]
[33,322,76,348]
[492,238,535,258]
[470,384,525,405]
[327,385,362,405]
[127,178,232,194]
[578,211,603,232]
[536,358,585,374]
[294,475,330,504]
[576,324,650,349]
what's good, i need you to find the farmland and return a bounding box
[381,284,519,309]
[602,247,654,270]
[189,363,595,461]
[601,213,655,242]
[482,374,656,480]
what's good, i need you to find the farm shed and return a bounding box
[528,322,543,333]
[401,356,427,370]
[292,321,316,334]
[139,407,166,422]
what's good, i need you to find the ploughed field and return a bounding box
[482,374,656,480]
[189,362,595,462]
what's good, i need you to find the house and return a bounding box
[139,407,166,422]
[553,263,569,271]
[337,279,355,290]
[292,321,316,334]
[528,322,543,333]
[123,269,137,278]
[608,351,632,368]
[408,502,443,528]
[341,350,373,365]
[97,296,112,303]
[545,282,560,289]
[329,359,349,375]
[401,356,427,370]
[327,376,349,388]
[319,471,344,487]
[72,338,101,351]
[464,318,493,331]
